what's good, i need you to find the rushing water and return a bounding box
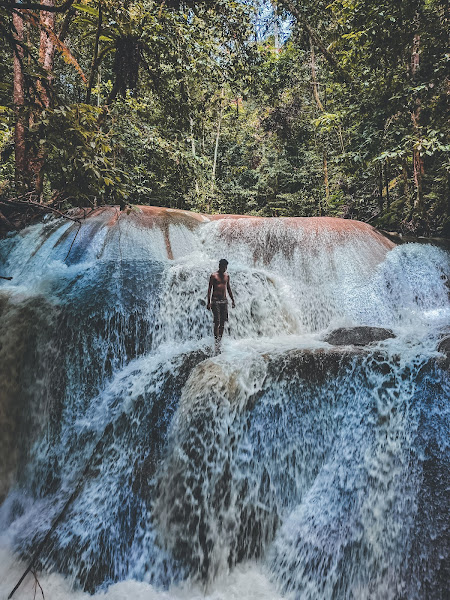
[0,208,449,600]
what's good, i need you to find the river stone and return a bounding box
[323,326,395,347]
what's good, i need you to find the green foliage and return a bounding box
[0,0,448,235]
[35,104,128,203]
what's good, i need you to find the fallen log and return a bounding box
[0,198,82,224]
[0,209,19,231]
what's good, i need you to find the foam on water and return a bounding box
[0,548,283,600]
[0,209,449,600]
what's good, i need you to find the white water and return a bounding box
[0,548,283,600]
[0,209,449,599]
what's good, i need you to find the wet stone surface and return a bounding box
[437,335,450,370]
[323,326,395,346]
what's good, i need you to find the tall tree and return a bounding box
[12,8,27,190]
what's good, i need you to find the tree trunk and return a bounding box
[384,160,390,209]
[12,10,27,191]
[411,102,424,212]
[378,163,384,212]
[86,2,102,104]
[410,33,424,213]
[310,37,329,207]
[337,125,345,154]
[97,65,101,106]
[181,74,200,201]
[37,1,56,108]
[412,139,424,211]
[401,160,411,207]
[322,148,329,211]
[59,5,76,42]
[208,88,224,212]
[32,0,56,197]
[273,2,280,53]
[189,116,196,159]
[310,37,324,111]
[190,115,200,198]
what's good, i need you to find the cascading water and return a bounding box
[0,207,448,600]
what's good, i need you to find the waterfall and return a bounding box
[0,207,448,600]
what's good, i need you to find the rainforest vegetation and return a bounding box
[0,0,448,236]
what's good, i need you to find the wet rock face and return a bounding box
[0,293,60,502]
[437,336,450,370]
[323,326,395,347]
[152,345,449,596]
[151,348,374,581]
